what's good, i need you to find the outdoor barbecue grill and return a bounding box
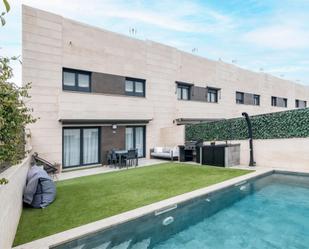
[179,140,203,162]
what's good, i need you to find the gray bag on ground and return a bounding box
[23,165,56,208]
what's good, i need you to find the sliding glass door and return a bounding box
[135,127,144,157]
[125,128,134,152]
[125,126,145,157]
[63,129,80,167]
[63,127,100,168]
[83,128,99,164]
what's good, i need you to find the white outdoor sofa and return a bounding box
[150,146,179,161]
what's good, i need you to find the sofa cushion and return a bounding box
[154,147,163,153]
[151,152,171,158]
[171,146,179,157]
[162,147,171,153]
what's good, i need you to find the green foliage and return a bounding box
[186,108,309,141]
[0,56,36,168]
[3,0,10,11]
[1,0,10,26]
[0,177,9,184]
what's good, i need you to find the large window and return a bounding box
[125,126,145,157]
[207,88,218,103]
[253,94,260,106]
[272,96,287,107]
[236,92,244,104]
[296,99,307,108]
[236,92,260,106]
[177,84,191,100]
[63,68,91,92]
[125,78,145,97]
[63,127,100,168]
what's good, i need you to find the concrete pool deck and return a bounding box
[232,164,309,174]
[14,166,274,249]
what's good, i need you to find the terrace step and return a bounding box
[81,241,111,249]
[110,240,132,249]
[129,238,151,249]
[92,242,111,249]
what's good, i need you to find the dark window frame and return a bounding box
[62,127,101,168]
[283,98,288,108]
[207,87,219,103]
[62,68,91,92]
[295,99,307,108]
[236,91,244,104]
[271,96,277,106]
[125,126,146,158]
[253,94,260,106]
[272,96,288,107]
[177,84,191,100]
[125,77,146,97]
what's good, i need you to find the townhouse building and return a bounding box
[22,5,309,171]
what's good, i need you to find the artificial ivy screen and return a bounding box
[185,108,309,141]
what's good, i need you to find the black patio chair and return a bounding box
[107,150,118,166]
[125,149,138,168]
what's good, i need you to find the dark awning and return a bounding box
[174,118,224,125]
[59,119,152,125]
[175,81,194,86]
[207,86,221,91]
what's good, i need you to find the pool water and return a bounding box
[154,183,309,249]
[54,173,309,249]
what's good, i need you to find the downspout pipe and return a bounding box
[242,112,256,167]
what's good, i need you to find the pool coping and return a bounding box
[14,168,290,249]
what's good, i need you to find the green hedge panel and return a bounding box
[185,108,309,141]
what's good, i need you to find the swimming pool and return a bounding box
[53,172,309,249]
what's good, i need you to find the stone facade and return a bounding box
[22,5,309,170]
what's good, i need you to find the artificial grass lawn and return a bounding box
[14,163,251,246]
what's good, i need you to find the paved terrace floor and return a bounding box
[56,158,309,182]
[56,158,166,181]
[232,164,309,174]
[55,158,283,182]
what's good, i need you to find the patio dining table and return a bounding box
[114,150,128,167]
[113,149,139,167]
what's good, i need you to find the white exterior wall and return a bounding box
[23,5,309,170]
[205,139,309,170]
[0,157,31,249]
[160,126,185,147]
[22,6,63,164]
